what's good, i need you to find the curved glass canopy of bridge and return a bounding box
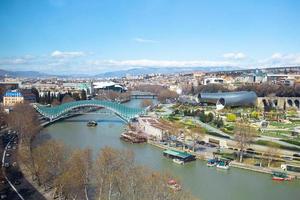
[34,100,145,122]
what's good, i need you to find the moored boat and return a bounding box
[120,131,147,143]
[163,149,196,164]
[87,121,97,127]
[216,161,229,170]
[207,159,217,167]
[167,179,182,191]
[272,171,293,181]
[173,158,185,165]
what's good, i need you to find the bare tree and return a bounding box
[158,89,178,103]
[234,122,257,162]
[8,103,40,145]
[51,98,61,106]
[140,99,153,108]
[94,146,195,200]
[62,94,75,103]
[54,148,92,200]
[265,143,280,168]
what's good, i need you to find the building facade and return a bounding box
[3,90,24,107]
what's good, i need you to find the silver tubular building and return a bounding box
[198,91,257,107]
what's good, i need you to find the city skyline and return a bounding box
[0,0,300,74]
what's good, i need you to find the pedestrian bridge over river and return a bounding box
[33,100,145,122]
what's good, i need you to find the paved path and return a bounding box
[187,117,233,138]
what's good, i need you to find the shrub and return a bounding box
[226,113,237,122]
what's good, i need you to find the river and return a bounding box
[37,99,300,200]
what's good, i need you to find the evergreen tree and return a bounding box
[81,90,87,100]
[31,87,40,103]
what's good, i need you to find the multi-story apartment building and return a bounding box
[3,90,24,107]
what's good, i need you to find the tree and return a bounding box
[62,94,75,103]
[8,103,40,145]
[250,111,260,119]
[94,147,194,200]
[206,112,214,123]
[81,90,87,100]
[265,143,280,168]
[31,140,67,188]
[0,105,7,128]
[8,103,41,185]
[141,99,153,107]
[213,117,224,128]
[187,126,205,152]
[54,148,92,200]
[199,111,206,122]
[31,87,40,103]
[47,91,51,104]
[234,123,257,162]
[226,113,237,122]
[157,89,178,103]
[72,93,81,101]
[51,98,61,106]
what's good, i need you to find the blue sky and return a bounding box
[0,0,300,74]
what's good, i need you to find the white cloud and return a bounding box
[51,50,85,58]
[90,59,238,68]
[223,52,246,60]
[133,38,158,43]
[259,53,300,67]
[1,52,300,75]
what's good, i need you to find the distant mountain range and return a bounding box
[0,69,49,78]
[0,66,245,79]
[94,66,241,78]
[0,66,241,78]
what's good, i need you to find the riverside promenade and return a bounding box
[147,140,300,179]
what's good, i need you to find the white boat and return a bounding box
[216,161,229,170]
[207,159,217,167]
[173,158,185,165]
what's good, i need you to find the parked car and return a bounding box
[0,193,7,199]
[13,180,21,185]
[3,163,9,168]
[12,162,17,167]
[0,178,7,184]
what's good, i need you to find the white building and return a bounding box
[202,77,226,85]
[138,117,168,140]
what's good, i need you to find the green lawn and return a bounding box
[254,140,300,152]
[269,121,300,129]
[280,139,300,147]
[260,130,290,139]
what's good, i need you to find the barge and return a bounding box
[120,131,147,143]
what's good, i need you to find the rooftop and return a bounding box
[163,149,194,159]
[4,90,23,97]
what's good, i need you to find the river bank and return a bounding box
[36,99,300,200]
[147,140,300,179]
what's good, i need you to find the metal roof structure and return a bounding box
[34,100,145,122]
[198,91,257,107]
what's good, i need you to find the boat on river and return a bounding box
[120,131,147,143]
[167,179,182,191]
[87,121,97,127]
[163,149,196,163]
[216,161,230,170]
[207,159,217,167]
[272,171,293,181]
[173,158,185,165]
